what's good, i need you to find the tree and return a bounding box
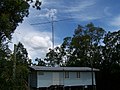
[15,42,29,65]
[0,0,42,44]
[44,47,66,67]
[101,30,120,72]
[44,23,120,89]
[0,0,41,89]
[44,23,106,67]
[60,23,105,67]
[95,30,120,90]
[0,0,29,43]
[0,42,30,90]
[35,58,46,66]
[0,43,12,90]
[13,42,30,89]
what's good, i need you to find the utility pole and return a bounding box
[13,44,17,80]
[89,45,94,90]
[88,41,94,90]
[63,67,65,90]
[91,58,94,90]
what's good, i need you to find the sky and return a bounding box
[10,0,120,61]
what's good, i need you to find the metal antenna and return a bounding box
[31,16,73,49]
[51,15,54,49]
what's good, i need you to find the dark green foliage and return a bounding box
[0,0,30,43]
[0,43,12,89]
[45,48,65,67]
[16,42,29,65]
[0,0,42,89]
[13,42,30,89]
[101,30,120,73]
[56,23,105,67]
[0,0,31,89]
[0,42,30,90]
[44,23,120,89]
[0,0,42,43]
[44,23,120,73]
[35,58,46,66]
[32,0,42,10]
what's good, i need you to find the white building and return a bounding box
[29,66,99,90]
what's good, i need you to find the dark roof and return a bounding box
[29,66,99,72]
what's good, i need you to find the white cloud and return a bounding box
[37,8,58,20]
[30,36,51,49]
[56,0,102,21]
[24,32,52,59]
[65,0,96,13]
[34,0,105,22]
[104,7,112,16]
[72,14,101,21]
[23,32,52,50]
[36,0,99,21]
[110,15,120,26]
[10,0,110,60]
[10,18,53,60]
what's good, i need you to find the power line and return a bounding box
[31,17,73,49]
[30,18,73,25]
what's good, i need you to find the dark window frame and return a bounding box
[76,72,80,78]
[39,71,44,75]
[65,72,69,78]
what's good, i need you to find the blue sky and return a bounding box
[10,0,120,60]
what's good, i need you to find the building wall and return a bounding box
[30,71,37,88]
[37,71,96,88]
[37,71,53,88]
[63,72,96,86]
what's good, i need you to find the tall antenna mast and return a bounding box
[31,15,72,49]
[51,15,54,49]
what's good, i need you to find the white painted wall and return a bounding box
[52,72,60,85]
[63,72,96,86]
[37,71,96,88]
[37,71,53,88]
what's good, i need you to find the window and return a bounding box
[76,72,80,78]
[65,72,69,78]
[39,71,44,75]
